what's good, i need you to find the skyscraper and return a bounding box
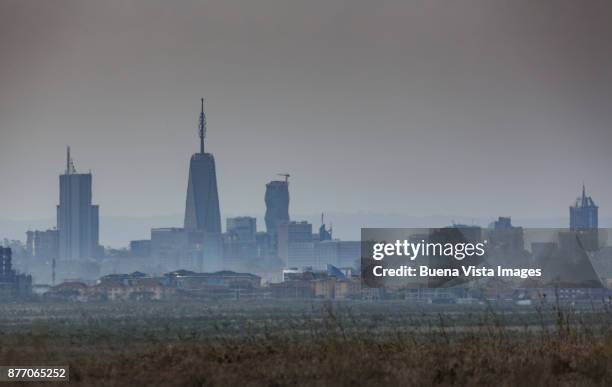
[265,176,290,237]
[570,185,598,230]
[184,99,221,233]
[57,147,99,260]
[565,185,599,252]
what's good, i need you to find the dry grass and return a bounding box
[1,301,612,386]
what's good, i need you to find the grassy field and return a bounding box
[1,300,612,386]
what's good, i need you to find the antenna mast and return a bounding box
[199,98,206,154]
[66,146,70,175]
[66,146,76,174]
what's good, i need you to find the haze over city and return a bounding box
[2,0,612,247]
[3,3,612,385]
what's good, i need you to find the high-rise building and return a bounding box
[26,229,59,262]
[151,227,191,270]
[224,217,258,270]
[277,221,314,268]
[184,99,221,234]
[265,177,290,237]
[129,240,151,257]
[57,147,100,261]
[563,185,600,252]
[318,213,332,241]
[0,247,32,299]
[487,217,524,252]
[317,240,360,269]
[570,185,598,230]
[227,217,257,241]
[0,247,13,279]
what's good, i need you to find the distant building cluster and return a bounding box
[45,270,259,302]
[6,101,612,304]
[42,265,364,302]
[270,265,360,299]
[17,101,360,287]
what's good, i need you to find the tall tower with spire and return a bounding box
[570,184,598,230]
[184,99,222,234]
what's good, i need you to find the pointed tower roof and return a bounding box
[574,184,597,208]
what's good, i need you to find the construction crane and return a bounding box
[277,173,290,183]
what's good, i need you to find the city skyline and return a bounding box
[3,144,607,249]
[2,3,612,386]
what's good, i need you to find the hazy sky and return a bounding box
[1,0,612,223]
